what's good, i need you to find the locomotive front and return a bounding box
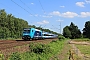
[22,28,31,40]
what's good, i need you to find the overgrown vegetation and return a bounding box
[0,54,4,60]
[58,35,65,40]
[8,52,21,60]
[8,37,66,60]
[22,40,64,60]
[29,43,51,54]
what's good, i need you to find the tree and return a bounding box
[0,9,7,27]
[63,26,71,38]
[63,22,81,39]
[0,9,29,39]
[83,21,90,38]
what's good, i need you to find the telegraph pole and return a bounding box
[60,21,61,34]
[58,19,63,34]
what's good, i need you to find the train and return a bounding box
[22,28,58,40]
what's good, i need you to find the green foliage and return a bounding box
[72,39,90,42]
[63,26,72,38]
[0,54,4,60]
[29,43,52,54]
[0,9,28,39]
[8,52,21,60]
[83,21,90,39]
[63,22,82,39]
[58,35,65,40]
[20,40,66,60]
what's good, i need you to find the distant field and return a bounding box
[73,39,90,56]
[76,44,90,56]
[72,38,90,42]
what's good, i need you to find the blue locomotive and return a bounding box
[22,28,42,40]
[22,28,58,40]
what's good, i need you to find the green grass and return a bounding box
[0,38,22,40]
[8,39,66,60]
[76,44,90,56]
[72,38,90,42]
[23,40,65,60]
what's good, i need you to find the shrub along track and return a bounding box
[0,38,57,59]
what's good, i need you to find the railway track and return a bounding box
[0,38,57,60]
[0,40,31,50]
[0,38,57,50]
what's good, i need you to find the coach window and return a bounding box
[32,30,33,32]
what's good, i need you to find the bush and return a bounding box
[58,36,65,40]
[0,54,4,60]
[29,43,52,54]
[20,40,65,60]
[8,52,21,60]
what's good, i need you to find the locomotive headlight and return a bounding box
[22,37,24,38]
[28,37,30,38]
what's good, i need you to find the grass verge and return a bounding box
[8,39,66,60]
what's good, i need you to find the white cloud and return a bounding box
[85,0,90,3]
[49,11,61,16]
[31,11,90,18]
[31,3,34,5]
[35,14,38,17]
[76,2,85,7]
[79,12,90,17]
[61,11,78,18]
[60,6,65,8]
[42,15,52,18]
[37,20,49,24]
[49,11,78,18]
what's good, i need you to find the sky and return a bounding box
[0,0,90,34]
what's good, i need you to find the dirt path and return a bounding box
[50,40,71,60]
[69,44,84,60]
[57,40,71,60]
[69,41,90,45]
[50,40,90,60]
[69,40,90,60]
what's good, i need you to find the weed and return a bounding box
[8,52,21,60]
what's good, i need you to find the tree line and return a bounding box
[63,21,90,39]
[0,9,29,39]
[0,9,90,39]
[0,9,59,39]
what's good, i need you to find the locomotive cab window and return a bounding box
[23,28,31,33]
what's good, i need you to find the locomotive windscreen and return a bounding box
[23,28,31,33]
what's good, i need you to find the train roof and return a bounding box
[23,28,41,31]
[35,29,41,31]
[42,32,57,35]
